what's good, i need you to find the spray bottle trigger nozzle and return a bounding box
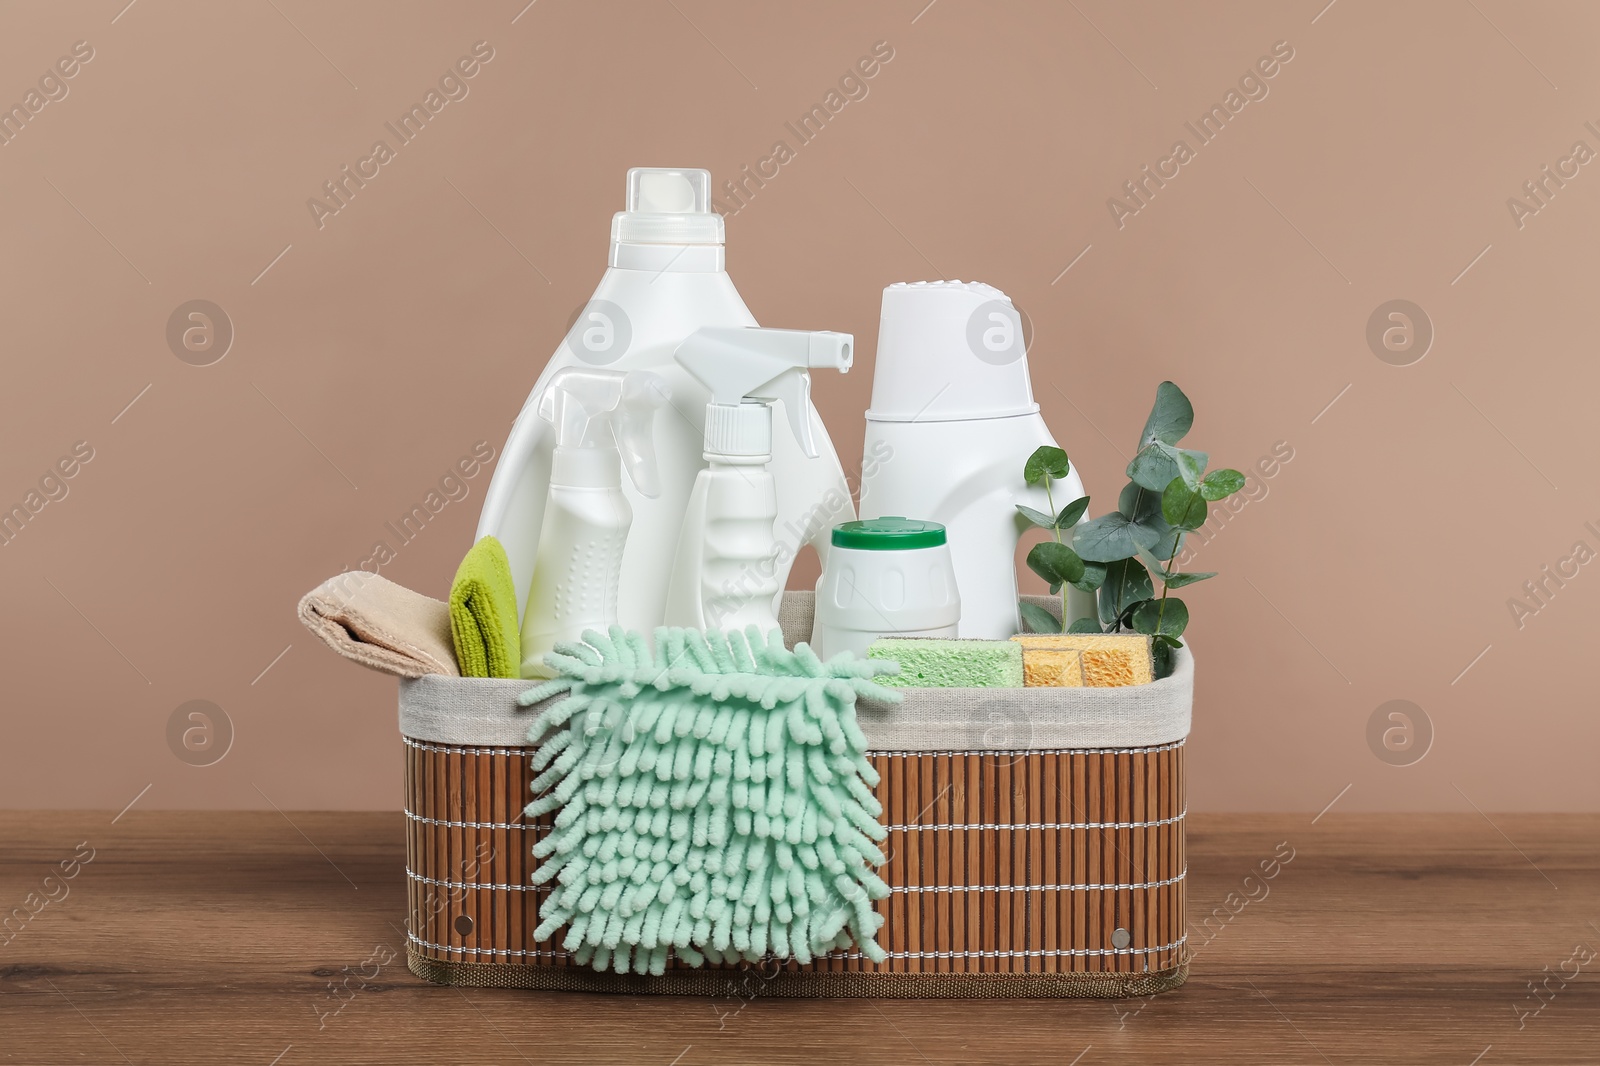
[749,369,817,459]
[615,371,671,498]
[538,367,670,497]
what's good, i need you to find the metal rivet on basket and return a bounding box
[454,915,475,937]
[1111,927,1131,949]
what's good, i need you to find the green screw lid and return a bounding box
[831,516,947,551]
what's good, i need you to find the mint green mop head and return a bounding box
[517,626,902,976]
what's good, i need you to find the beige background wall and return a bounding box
[2,0,1595,811]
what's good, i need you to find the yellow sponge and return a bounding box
[1010,633,1154,688]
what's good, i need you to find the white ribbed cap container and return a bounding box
[703,402,771,459]
[867,280,1040,422]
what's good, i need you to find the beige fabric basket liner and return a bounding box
[398,593,1193,751]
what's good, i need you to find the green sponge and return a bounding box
[867,637,1024,688]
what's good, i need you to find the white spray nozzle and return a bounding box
[538,367,670,496]
[672,327,852,459]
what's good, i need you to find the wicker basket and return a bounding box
[400,594,1189,998]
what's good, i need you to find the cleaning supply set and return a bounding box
[298,164,1199,999]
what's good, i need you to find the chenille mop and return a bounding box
[517,625,901,975]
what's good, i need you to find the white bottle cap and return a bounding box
[702,402,771,459]
[867,280,1040,422]
[611,167,725,246]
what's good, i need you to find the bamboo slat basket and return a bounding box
[399,594,1189,998]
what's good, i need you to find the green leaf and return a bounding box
[1018,600,1062,635]
[1114,598,1153,631]
[1127,441,1208,492]
[1074,511,1160,561]
[1071,559,1108,592]
[1026,540,1085,594]
[1098,558,1153,625]
[1152,638,1176,680]
[1055,496,1090,529]
[1161,479,1208,530]
[1176,448,1207,490]
[1138,381,1194,448]
[1161,570,1215,589]
[1131,597,1189,637]
[1068,617,1104,634]
[1127,443,1176,493]
[1119,482,1185,560]
[1016,504,1056,529]
[1024,446,1071,486]
[1136,547,1175,579]
[1200,468,1246,501]
[1153,634,1185,648]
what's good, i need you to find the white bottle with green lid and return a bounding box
[811,517,960,660]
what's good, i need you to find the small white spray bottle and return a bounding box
[522,368,670,677]
[663,328,853,633]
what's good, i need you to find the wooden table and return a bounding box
[2,812,1596,1064]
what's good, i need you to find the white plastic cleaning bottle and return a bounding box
[475,168,857,633]
[663,327,853,633]
[858,281,1093,638]
[521,368,669,677]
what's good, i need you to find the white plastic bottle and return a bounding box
[858,281,1093,638]
[521,368,669,677]
[475,168,857,633]
[812,517,961,659]
[663,327,853,633]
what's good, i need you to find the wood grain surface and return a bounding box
[2,811,1597,1064]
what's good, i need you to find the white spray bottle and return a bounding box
[521,368,669,677]
[858,281,1093,638]
[475,168,857,633]
[663,327,853,633]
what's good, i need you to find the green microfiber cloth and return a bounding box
[448,536,521,679]
[517,626,902,976]
[867,637,1024,688]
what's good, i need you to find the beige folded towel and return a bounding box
[298,572,460,678]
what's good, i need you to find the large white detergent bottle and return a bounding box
[663,327,853,633]
[858,281,1094,638]
[521,368,669,678]
[475,167,857,632]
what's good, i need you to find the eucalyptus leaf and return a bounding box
[1018,600,1062,635]
[1115,598,1153,630]
[1161,570,1216,589]
[1131,597,1189,637]
[1098,558,1153,625]
[1127,441,1208,492]
[1200,468,1246,501]
[1068,617,1104,634]
[1023,445,1071,486]
[1127,443,1179,493]
[1137,547,1175,579]
[1072,559,1108,592]
[1016,505,1056,529]
[1026,540,1085,593]
[1153,634,1185,647]
[1072,511,1152,561]
[1138,381,1194,447]
[1175,448,1207,490]
[1152,638,1176,680]
[1055,496,1091,529]
[1161,479,1208,530]
[1119,481,1184,559]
